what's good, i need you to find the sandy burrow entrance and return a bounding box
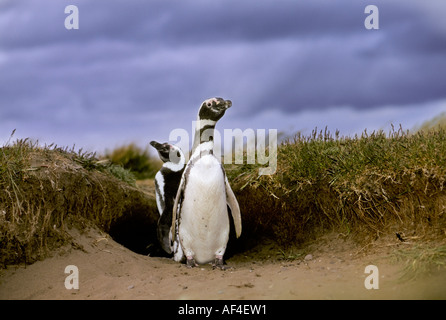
[1,227,445,300]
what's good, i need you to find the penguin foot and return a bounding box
[186,257,198,268]
[212,257,227,270]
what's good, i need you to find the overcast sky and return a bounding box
[1,0,445,153]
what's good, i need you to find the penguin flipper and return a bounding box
[225,176,242,238]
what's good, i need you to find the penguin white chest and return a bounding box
[154,171,165,215]
[179,155,229,264]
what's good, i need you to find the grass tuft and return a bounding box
[104,143,161,180]
[393,244,446,280]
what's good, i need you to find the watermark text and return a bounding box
[169,123,277,176]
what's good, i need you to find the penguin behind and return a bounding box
[172,98,242,269]
[150,141,185,254]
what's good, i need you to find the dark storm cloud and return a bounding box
[1,0,445,149]
[0,0,362,48]
[246,0,446,113]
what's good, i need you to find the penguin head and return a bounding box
[149,141,183,164]
[198,97,232,122]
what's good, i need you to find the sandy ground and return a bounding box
[1,225,445,300]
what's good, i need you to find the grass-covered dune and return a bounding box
[1,126,446,267]
[228,126,446,247]
[0,137,159,266]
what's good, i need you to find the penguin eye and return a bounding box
[207,102,212,107]
[176,151,180,158]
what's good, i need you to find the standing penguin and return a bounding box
[172,97,242,269]
[150,141,186,255]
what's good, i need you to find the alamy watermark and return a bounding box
[364,5,379,30]
[64,5,79,30]
[64,265,79,290]
[65,4,379,31]
[64,263,380,291]
[364,265,379,290]
[62,3,379,174]
[170,122,278,176]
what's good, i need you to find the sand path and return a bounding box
[1,225,445,300]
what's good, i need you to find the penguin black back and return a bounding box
[150,141,186,254]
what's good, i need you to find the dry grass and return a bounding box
[2,124,446,274]
[0,133,158,266]
[226,126,446,248]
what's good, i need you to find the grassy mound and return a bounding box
[227,126,446,247]
[0,137,158,266]
[417,112,446,132]
[2,125,446,269]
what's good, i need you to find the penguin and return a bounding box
[150,141,186,255]
[171,97,242,269]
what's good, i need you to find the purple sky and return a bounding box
[1,0,445,153]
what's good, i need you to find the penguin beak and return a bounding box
[150,141,170,153]
[223,99,232,109]
[150,141,161,149]
[216,98,232,110]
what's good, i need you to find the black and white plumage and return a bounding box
[150,141,186,255]
[171,97,242,268]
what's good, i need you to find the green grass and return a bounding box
[393,244,446,280]
[104,143,161,180]
[0,132,157,266]
[227,125,446,246]
[276,248,305,261]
